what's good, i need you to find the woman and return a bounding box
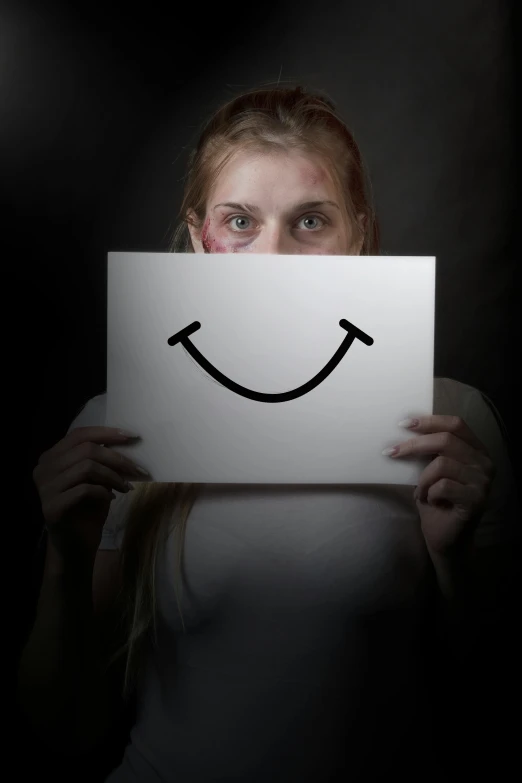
[18,86,515,782]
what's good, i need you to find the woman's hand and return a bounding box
[383,415,495,558]
[33,426,149,562]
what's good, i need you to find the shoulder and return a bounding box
[433,376,481,416]
[433,377,509,456]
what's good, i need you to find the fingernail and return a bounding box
[397,418,419,429]
[118,429,141,439]
[124,480,135,491]
[134,464,151,477]
[382,446,400,457]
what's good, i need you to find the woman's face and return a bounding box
[188,148,363,256]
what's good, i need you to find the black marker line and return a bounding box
[168,319,373,403]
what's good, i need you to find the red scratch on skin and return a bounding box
[201,218,212,253]
[201,217,229,253]
[200,216,248,253]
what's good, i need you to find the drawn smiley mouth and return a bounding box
[167,319,374,403]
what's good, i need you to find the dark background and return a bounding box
[8,0,519,778]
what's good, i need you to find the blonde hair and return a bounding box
[113,83,379,698]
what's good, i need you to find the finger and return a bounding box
[425,478,482,515]
[41,459,134,498]
[387,431,492,472]
[415,456,489,502]
[39,426,140,463]
[399,415,488,455]
[43,484,116,524]
[36,441,150,483]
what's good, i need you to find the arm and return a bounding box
[17,399,144,755]
[392,379,519,645]
[17,541,128,754]
[399,383,521,777]
[430,385,519,648]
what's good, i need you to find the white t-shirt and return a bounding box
[68,377,516,782]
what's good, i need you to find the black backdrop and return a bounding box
[10,0,518,465]
[8,0,520,777]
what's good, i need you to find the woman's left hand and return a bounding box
[384,415,496,557]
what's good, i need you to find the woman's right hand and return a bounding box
[33,426,150,563]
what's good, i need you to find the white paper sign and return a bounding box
[107,253,435,484]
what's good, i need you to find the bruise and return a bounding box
[200,215,245,253]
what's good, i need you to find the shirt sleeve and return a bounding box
[433,377,519,547]
[66,393,130,551]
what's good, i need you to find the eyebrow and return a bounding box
[213,200,340,213]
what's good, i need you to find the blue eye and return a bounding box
[227,214,326,232]
[229,216,251,230]
[298,215,324,230]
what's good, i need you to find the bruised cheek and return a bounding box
[201,216,248,254]
[201,218,213,253]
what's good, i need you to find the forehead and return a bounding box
[209,147,337,200]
